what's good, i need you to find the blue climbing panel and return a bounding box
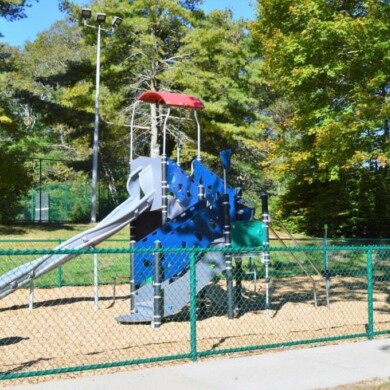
[133,159,252,285]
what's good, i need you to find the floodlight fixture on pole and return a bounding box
[96,12,107,23]
[81,8,92,20]
[112,16,122,29]
[82,9,122,223]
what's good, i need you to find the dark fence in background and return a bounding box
[14,158,128,223]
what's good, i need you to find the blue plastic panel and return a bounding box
[134,198,225,283]
[133,159,252,284]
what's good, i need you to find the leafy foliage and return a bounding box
[255,0,390,235]
[9,0,390,236]
[0,43,35,222]
[0,0,37,22]
[165,9,269,203]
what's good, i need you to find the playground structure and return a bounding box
[1,96,389,382]
[0,91,328,326]
[0,91,262,324]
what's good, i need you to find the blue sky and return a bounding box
[0,0,255,47]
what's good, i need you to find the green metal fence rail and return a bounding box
[0,245,388,380]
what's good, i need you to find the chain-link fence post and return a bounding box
[323,224,330,308]
[223,193,234,320]
[262,192,271,310]
[366,249,374,340]
[93,253,99,310]
[57,266,63,287]
[130,240,136,313]
[190,251,198,362]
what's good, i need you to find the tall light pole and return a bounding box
[82,8,122,223]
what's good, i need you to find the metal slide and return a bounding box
[0,163,157,299]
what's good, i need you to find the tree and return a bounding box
[0,1,37,21]
[55,0,205,162]
[0,44,33,222]
[12,19,94,161]
[255,0,390,236]
[0,0,38,37]
[1,0,270,222]
[0,12,95,222]
[85,0,204,159]
[165,9,270,202]
[1,0,206,220]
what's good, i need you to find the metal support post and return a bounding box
[57,239,63,288]
[94,253,99,310]
[152,241,163,328]
[130,240,136,313]
[81,10,122,222]
[261,192,271,310]
[176,109,182,166]
[323,224,331,308]
[29,281,34,310]
[90,24,102,223]
[234,189,243,316]
[39,158,42,223]
[190,253,198,361]
[57,266,63,288]
[161,107,171,225]
[197,182,207,317]
[194,110,201,161]
[235,258,243,316]
[366,250,374,340]
[161,155,168,225]
[223,193,234,320]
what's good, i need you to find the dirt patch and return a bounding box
[0,276,389,384]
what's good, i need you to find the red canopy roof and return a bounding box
[137,91,204,110]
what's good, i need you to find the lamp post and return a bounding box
[81,8,122,223]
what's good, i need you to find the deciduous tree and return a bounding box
[255,0,390,235]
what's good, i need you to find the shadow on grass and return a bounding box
[0,223,86,236]
[0,225,27,235]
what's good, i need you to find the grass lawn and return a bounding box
[0,223,130,241]
[0,223,376,289]
[0,224,132,287]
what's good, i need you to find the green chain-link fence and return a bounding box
[0,245,389,380]
[13,157,128,223]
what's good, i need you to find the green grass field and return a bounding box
[0,223,131,287]
[0,223,382,289]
